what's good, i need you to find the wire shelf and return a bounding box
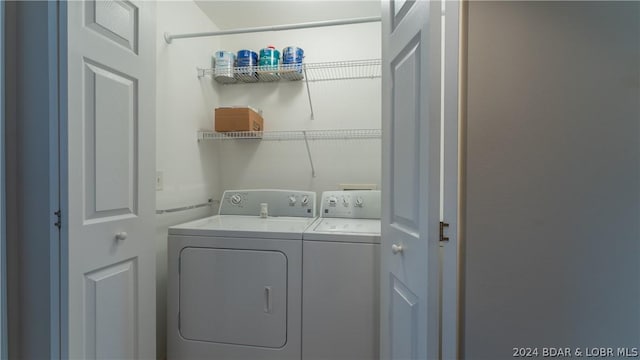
[197,129,382,141]
[198,59,381,84]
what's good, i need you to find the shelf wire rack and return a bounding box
[198,59,381,120]
[198,129,382,178]
[197,129,381,141]
[197,59,381,83]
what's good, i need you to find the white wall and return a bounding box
[155,5,381,358]
[463,2,640,358]
[155,2,223,358]
[216,23,382,193]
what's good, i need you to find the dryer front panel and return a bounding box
[179,247,287,348]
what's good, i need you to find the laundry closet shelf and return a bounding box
[197,129,382,142]
[198,129,380,178]
[197,59,381,83]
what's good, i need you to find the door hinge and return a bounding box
[54,210,62,230]
[439,221,449,242]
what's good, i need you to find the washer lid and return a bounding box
[169,215,317,239]
[304,218,381,243]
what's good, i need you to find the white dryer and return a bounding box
[167,189,317,360]
[302,190,381,360]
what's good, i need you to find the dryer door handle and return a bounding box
[264,286,272,314]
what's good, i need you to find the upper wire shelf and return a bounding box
[197,59,382,84]
[197,129,382,141]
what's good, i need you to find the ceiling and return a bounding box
[194,1,381,30]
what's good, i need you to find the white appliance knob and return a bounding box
[328,196,337,206]
[230,194,242,205]
[342,197,349,207]
[355,197,364,207]
[289,196,297,206]
[115,232,127,241]
[301,196,309,206]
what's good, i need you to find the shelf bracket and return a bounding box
[302,131,317,177]
[303,66,314,120]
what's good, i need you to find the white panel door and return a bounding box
[440,1,461,359]
[65,1,156,358]
[381,0,442,359]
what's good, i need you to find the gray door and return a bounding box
[0,1,4,357]
[463,2,640,358]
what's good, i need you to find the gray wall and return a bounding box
[4,3,19,358]
[5,1,58,358]
[463,2,640,359]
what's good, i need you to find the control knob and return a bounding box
[230,194,242,205]
[301,196,309,206]
[289,196,297,206]
[355,197,364,207]
[328,196,338,206]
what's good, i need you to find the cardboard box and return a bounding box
[214,107,264,132]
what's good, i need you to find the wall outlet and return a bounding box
[156,171,164,191]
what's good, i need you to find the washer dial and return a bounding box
[230,194,242,205]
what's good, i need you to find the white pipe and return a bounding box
[164,16,381,44]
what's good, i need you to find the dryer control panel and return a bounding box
[220,189,316,217]
[321,190,381,219]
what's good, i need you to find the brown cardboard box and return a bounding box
[214,107,264,132]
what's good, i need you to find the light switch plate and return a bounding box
[156,171,164,191]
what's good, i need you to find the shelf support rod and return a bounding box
[302,131,317,178]
[303,65,314,120]
[164,16,381,43]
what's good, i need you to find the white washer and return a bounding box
[167,189,317,360]
[302,190,381,360]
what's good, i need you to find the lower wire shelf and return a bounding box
[197,129,382,142]
[197,129,381,178]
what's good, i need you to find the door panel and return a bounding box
[381,0,441,359]
[66,1,155,358]
[85,0,138,53]
[390,36,421,233]
[84,259,137,359]
[83,60,138,219]
[391,0,415,30]
[390,275,418,360]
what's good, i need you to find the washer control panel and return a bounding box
[219,189,316,217]
[321,190,381,219]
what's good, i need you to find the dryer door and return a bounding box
[179,247,287,348]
